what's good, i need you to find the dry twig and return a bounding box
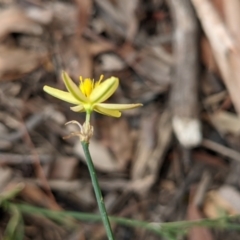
[168,0,201,148]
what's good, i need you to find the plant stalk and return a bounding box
[81,141,114,240]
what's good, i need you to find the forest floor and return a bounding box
[0,0,240,239]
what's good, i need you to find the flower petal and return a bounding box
[70,105,85,112]
[94,105,121,117]
[43,86,80,104]
[62,71,88,103]
[89,77,119,103]
[97,103,143,110]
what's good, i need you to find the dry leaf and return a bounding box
[109,118,133,169]
[118,44,171,87]
[95,0,138,41]
[187,202,214,240]
[203,187,240,218]
[0,167,13,191]
[100,53,126,71]
[20,182,61,210]
[0,7,42,41]
[218,185,240,213]
[50,157,78,180]
[131,110,172,194]
[74,140,120,172]
[0,45,46,80]
[209,111,240,135]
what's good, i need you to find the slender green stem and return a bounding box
[85,111,91,125]
[14,202,240,238]
[81,141,115,240]
[4,204,24,240]
[14,203,163,236]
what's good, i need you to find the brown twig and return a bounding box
[201,139,240,162]
[0,153,53,165]
[20,118,57,203]
[168,0,201,148]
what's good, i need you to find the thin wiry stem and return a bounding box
[81,141,114,240]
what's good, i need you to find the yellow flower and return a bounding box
[43,72,142,118]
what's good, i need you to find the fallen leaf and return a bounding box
[0,45,46,81]
[74,140,120,172]
[209,111,240,135]
[203,187,240,218]
[187,201,214,240]
[50,157,78,180]
[0,7,42,41]
[20,182,61,210]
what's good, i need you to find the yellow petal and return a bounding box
[97,103,143,110]
[70,105,85,112]
[62,71,88,103]
[43,86,80,104]
[89,77,119,103]
[94,105,121,117]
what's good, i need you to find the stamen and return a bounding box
[95,75,104,88]
[80,76,83,83]
[79,76,102,97]
[79,76,85,95]
[83,79,93,97]
[99,75,104,84]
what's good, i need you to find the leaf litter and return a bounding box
[0,0,240,239]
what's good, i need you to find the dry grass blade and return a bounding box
[191,0,240,115]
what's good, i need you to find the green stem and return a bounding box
[81,141,115,240]
[85,111,91,125]
[15,203,163,235]
[13,202,240,238]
